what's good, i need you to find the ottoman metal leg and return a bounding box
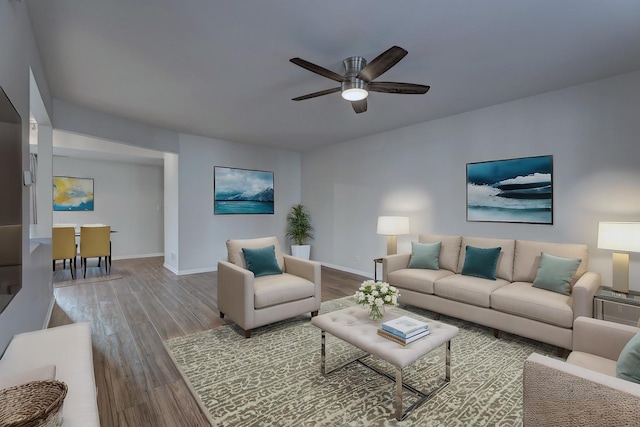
[320,329,453,421]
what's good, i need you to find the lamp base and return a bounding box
[386,236,398,256]
[612,252,630,294]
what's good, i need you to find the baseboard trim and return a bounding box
[112,252,163,261]
[320,262,371,279]
[163,263,179,275]
[43,296,55,329]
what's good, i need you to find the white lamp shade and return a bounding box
[598,222,640,252]
[377,216,410,236]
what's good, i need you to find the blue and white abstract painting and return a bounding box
[466,155,553,224]
[214,167,274,214]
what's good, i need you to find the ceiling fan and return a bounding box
[290,46,430,114]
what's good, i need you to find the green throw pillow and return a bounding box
[408,241,441,270]
[532,252,581,296]
[461,245,501,280]
[617,332,640,384]
[242,245,283,277]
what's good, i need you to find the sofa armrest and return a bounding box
[283,255,322,299]
[573,316,639,360]
[382,253,411,282]
[523,353,640,426]
[217,260,255,328]
[572,271,601,319]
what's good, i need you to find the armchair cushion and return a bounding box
[616,333,640,383]
[254,273,316,309]
[242,245,282,277]
[532,252,581,295]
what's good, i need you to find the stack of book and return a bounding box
[377,316,430,346]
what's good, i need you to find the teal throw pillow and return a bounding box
[408,241,441,270]
[461,245,501,280]
[617,332,640,384]
[242,245,283,277]
[532,252,581,296]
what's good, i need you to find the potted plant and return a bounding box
[285,204,314,259]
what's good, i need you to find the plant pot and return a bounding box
[291,245,311,260]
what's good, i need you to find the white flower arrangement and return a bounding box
[354,280,400,320]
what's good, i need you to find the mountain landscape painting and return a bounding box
[466,155,553,224]
[214,167,274,214]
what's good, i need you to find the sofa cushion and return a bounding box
[532,252,582,295]
[418,235,461,272]
[616,333,640,383]
[461,246,501,280]
[227,236,285,270]
[388,268,455,295]
[408,241,441,270]
[513,240,588,284]
[254,272,315,309]
[490,282,574,328]
[458,237,515,281]
[242,245,283,277]
[434,274,509,308]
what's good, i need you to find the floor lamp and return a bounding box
[597,222,640,294]
[377,216,410,255]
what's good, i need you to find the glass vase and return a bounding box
[368,304,385,321]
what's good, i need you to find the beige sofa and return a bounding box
[383,235,601,351]
[523,317,640,426]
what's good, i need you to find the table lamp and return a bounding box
[597,222,640,293]
[377,216,410,255]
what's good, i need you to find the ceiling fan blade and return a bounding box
[357,46,408,82]
[369,82,430,94]
[292,87,341,101]
[290,58,345,82]
[351,99,367,114]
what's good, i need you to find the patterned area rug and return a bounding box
[165,298,560,427]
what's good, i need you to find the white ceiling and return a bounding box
[26,0,640,152]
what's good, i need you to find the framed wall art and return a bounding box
[214,167,274,215]
[466,155,553,224]
[53,176,95,211]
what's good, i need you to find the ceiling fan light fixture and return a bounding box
[341,79,368,101]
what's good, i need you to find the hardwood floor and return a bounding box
[50,257,367,426]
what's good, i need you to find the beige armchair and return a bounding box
[217,236,321,338]
[523,316,640,426]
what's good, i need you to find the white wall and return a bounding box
[53,156,164,259]
[302,71,640,288]
[177,134,301,274]
[0,0,55,351]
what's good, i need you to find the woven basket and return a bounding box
[0,380,67,427]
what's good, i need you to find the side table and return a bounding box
[374,258,383,281]
[593,287,640,326]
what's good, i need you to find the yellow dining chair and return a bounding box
[52,226,77,279]
[80,225,111,278]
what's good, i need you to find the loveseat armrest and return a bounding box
[523,353,640,426]
[382,253,411,282]
[573,316,639,360]
[572,271,601,319]
[217,260,255,328]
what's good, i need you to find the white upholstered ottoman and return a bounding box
[311,306,458,421]
[0,323,99,427]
